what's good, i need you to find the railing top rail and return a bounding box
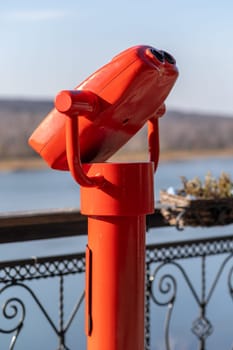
[0,208,167,244]
[0,208,87,243]
[0,208,82,227]
[0,207,232,245]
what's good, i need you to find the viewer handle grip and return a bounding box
[55,90,99,116]
[148,103,165,172]
[55,90,105,187]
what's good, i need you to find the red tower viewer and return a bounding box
[29,45,178,350]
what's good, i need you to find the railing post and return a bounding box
[145,262,152,350]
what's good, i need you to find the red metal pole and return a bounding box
[81,162,154,350]
[86,215,145,349]
[54,90,157,349]
[55,92,156,349]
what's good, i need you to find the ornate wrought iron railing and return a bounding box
[0,209,233,350]
[145,234,233,350]
[0,252,86,350]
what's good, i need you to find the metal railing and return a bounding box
[0,209,233,350]
[0,252,85,350]
[146,234,233,350]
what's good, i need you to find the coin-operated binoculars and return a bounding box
[29,45,178,350]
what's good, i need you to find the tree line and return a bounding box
[0,99,233,159]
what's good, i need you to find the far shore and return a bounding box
[0,148,232,172]
[110,148,233,163]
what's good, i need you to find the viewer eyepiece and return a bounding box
[150,48,164,62]
[161,51,176,64]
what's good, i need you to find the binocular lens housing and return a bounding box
[150,48,164,62]
[162,51,176,64]
[150,48,176,65]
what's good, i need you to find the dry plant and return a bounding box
[178,172,233,199]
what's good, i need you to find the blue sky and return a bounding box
[1,0,233,115]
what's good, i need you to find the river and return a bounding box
[0,156,233,349]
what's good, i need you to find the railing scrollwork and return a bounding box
[0,292,25,350]
[0,253,86,350]
[1,229,233,349]
[146,238,233,350]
